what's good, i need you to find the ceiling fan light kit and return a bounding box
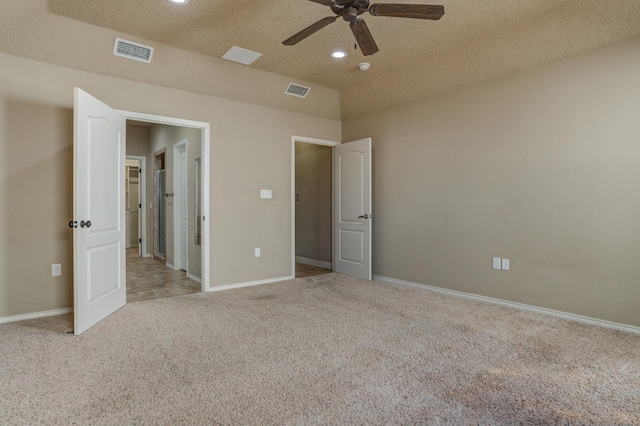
[283,0,444,56]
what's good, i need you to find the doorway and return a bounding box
[291,135,373,281]
[153,149,167,261]
[125,121,205,303]
[125,157,144,257]
[73,89,212,334]
[291,137,339,278]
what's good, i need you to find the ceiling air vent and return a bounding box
[113,38,154,63]
[285,83,311,99]
[221,46,262,66]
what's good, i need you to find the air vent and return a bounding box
[113,38,154,63]
[221,46,262,66]
[285,83,311,99]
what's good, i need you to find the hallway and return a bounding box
[126,249,200,303]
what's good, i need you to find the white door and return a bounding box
[180,149,188,271]
[73,88,126,335]
[334,138,372,280]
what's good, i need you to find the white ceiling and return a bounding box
[46,0,640,119]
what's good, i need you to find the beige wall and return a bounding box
[343,37,640,328]
[0,53,341,318]
[1,101,74,316]
[295,143,332,264]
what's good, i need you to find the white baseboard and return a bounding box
[295,256,332,270]
[0,307,73,325]
[207,276,294,293]
[373,275,640,335]
[166,262,177,270]
[187,272,202,284]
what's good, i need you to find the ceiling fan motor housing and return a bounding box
[331,0,370,20]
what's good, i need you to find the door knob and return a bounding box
[68,220,78,229]
[358,214,370,219]
[80,220,92,228]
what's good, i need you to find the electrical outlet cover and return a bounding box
[502,258,510,271]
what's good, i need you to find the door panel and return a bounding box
[334,138,372,280]
[74,88,126,335]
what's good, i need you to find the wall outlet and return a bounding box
[51,264,62,277]
[255,248,261,258]
[492,257,501,270]
[501,258,510,271]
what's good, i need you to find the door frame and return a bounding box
[172,138,188,271]
[126,155,147,258]
[121,110,211,292]
[290,135,339,278]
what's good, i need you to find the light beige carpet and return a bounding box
[1,273,639,425]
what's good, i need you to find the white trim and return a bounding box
[143,254,154,259]
[0,308,73,324]
[295,256,332,270]
[207,276,294,293]
[119,110,211,292]
[187,272,202,284]
[291,135,340,278]
[173,139,188,271]
[166,262,177,271]
[125,155,147,258]
[374,275,640,335]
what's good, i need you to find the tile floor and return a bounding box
[295,262,332,278]
[126,249,201,303]
[127,251,330,302]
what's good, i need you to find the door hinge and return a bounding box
[139,238,142,243]
[139,168,142,174]
[139,203,142,208]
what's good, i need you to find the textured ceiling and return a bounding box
[47,0,640,120]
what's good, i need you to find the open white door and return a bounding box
[73,88,126,335]
[334,138,372,280]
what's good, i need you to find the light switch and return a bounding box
[492,257,501,270]
[501,258,510,271]
[255,248,261,258]
[260,189,272,199]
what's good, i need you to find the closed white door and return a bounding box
[334,138,372,280]
[180,149,188,271]
[73,88,126,335]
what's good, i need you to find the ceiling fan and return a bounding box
[282,0,445,56]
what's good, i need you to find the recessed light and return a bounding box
[331,51,347,59]
[168,0,189,4]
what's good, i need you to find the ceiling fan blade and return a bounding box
[308,0,334,5]
[282,16,338,46]
[350,19,379,56]
[369,4,444,20]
